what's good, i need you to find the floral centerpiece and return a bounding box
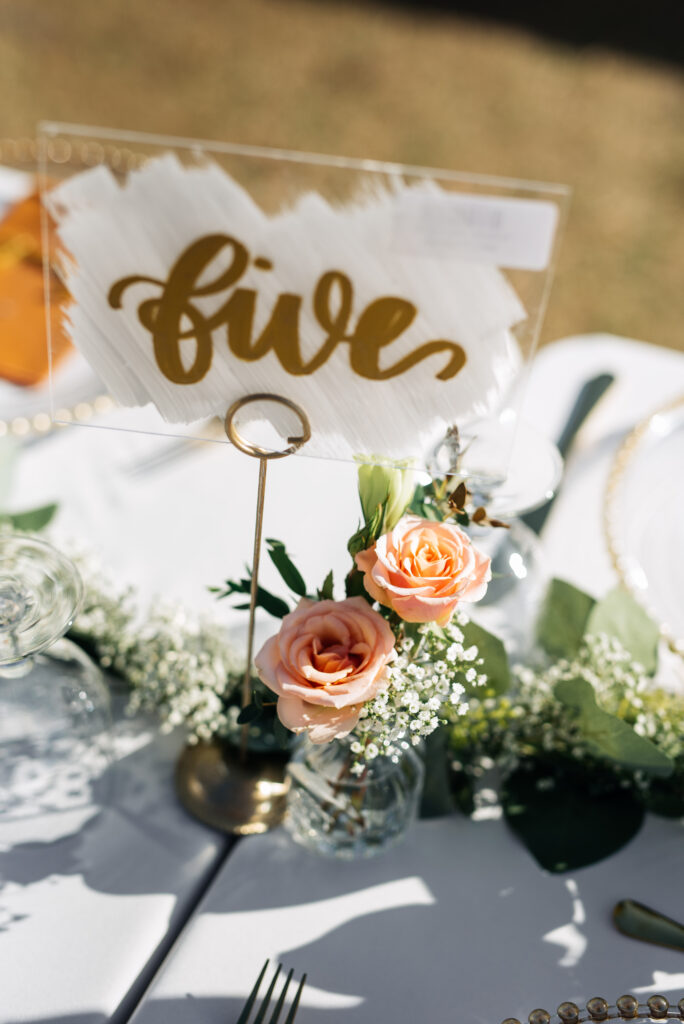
[219,460,493,856]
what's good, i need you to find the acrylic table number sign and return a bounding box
[38,123,569,832]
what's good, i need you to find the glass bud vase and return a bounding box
[285,733,424,859]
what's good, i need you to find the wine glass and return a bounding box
[429,412,563,653]
[0,532,110,838]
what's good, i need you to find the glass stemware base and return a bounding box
[0,637,110,824]
[0,534,110,831]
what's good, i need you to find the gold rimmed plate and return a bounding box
[604,393,684,657]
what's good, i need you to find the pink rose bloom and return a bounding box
[254,597,395,744]
[355,514,491,626]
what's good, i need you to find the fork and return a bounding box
[236,959,307,1024]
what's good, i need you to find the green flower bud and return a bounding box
[356,455,414,533]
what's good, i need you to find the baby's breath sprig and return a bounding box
[66,546,242,743]
[351,613,486,770]
[448,632,684,779]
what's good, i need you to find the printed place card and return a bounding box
[394,192,559,271]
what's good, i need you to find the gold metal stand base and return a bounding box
[174,740,290,835]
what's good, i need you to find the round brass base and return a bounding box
[174,740,290,835]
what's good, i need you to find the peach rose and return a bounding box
[355,514,491,626]
[254,597,395,744]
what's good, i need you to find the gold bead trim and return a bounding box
[0,135,145,438]
[603,392,684,659]
[502,993,684,1023]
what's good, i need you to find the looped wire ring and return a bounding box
[224,393,311,459]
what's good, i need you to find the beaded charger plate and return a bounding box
[0,137,121,439]
[603,394,684,659]
[503,992,683,1023]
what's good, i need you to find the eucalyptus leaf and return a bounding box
[265,538,307,597]
[555,677,673,777]
[586,586,659,675]
[4,503,59,532]
[536,578,596,660]
[461,620,510,695]
[502,758,645,872]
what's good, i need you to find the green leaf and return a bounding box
[237,702,262,725]
[460,620,510,695]
[273,716,292,747]
[5,503,59,532]
[347,501,384,558]
[318,570,334,601]
[449,767,475,816]
[237,586,290,618]
[586,586,659,675]
[214,576,290,619]
[642,761,684,818]
[502,757,645,872]
[344,567,372,602]
[555,677,673,777]
[408,482,428,515]
[265,538,307,596]
[536,578,596,659]
[419,726,455,818]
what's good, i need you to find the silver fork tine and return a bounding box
[282,973,307,1024]
[236,960,269,1024]
[253,964,282,1024]
[267,967,293,1024]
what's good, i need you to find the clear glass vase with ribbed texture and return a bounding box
[285,733,424,859]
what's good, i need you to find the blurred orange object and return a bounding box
[0,192,72,387]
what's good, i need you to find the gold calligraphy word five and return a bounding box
[108,233,467,385]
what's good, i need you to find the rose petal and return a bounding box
[277,695,361,744]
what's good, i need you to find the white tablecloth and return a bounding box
[126,334,684,1024]
[0,708,229,1024]
[2,333,684,1023]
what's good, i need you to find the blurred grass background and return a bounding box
[0,0,681,349]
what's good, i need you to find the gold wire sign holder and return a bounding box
[176,393,311,835]
[224,393,311,753]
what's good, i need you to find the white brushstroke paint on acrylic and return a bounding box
[47,154,526,465]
